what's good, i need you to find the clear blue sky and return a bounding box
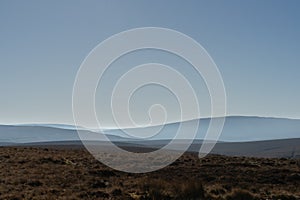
[0,0,299,125]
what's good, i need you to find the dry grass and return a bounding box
[0,146,299,199]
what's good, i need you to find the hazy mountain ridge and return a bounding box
[104,116,300,141]
[0,125,126,144]
[12,138,300,159]
[1,116,300,158]
[1,116,300,143]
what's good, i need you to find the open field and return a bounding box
[0,146,299,200]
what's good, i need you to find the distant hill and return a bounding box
[1,116,300,143]
[0,116,300,158]
[104,116,300,141]
[0,125,125,144]
[14,138,300,159]
[211,138,300,158]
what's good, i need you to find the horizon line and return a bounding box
[1,114,300,129]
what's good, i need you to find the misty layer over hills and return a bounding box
[103,116,300,141]
[1,116,300,158]
[1,116,300,144]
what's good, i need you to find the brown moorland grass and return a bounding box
[0,146,299,200]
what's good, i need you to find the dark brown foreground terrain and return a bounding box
[0,146,299,200]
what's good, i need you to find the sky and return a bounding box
[0,0,299,126]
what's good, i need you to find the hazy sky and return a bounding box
[0,0,299,125]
